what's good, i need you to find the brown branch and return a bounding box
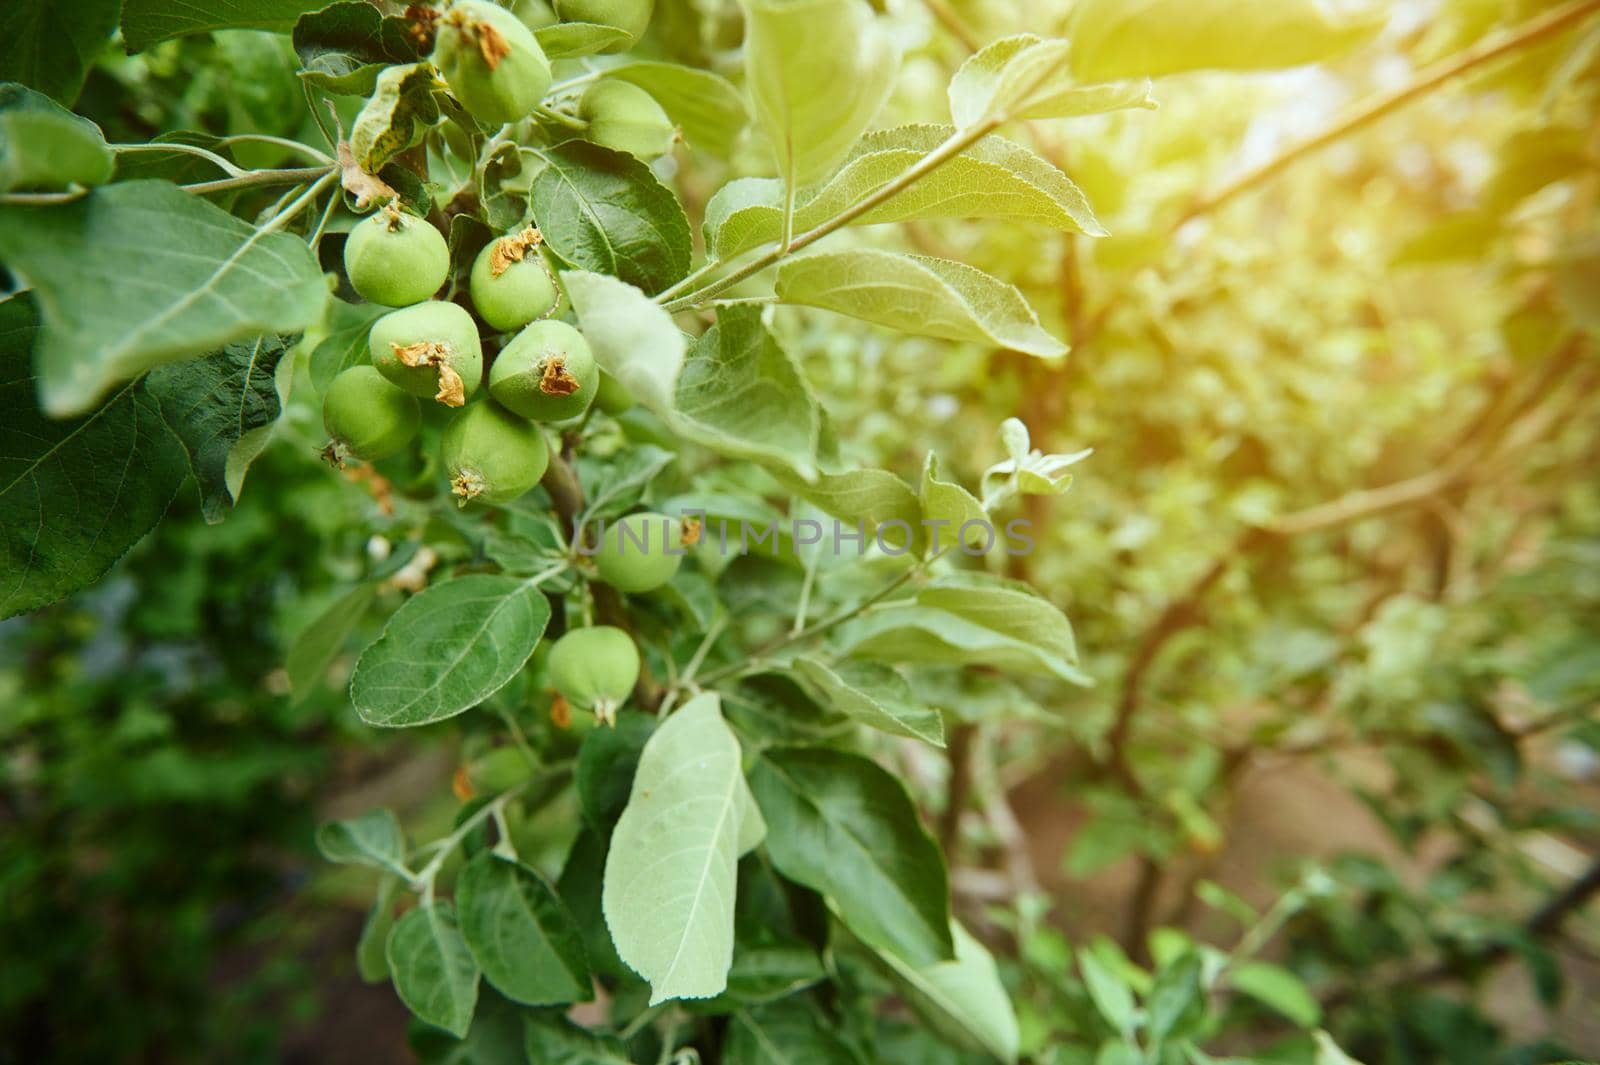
[940,722,977,859]
[1177,0,1600,227]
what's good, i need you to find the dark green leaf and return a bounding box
[457,852,592,1006]
[1227,961,1320,1027]
[1146,952,1203,1045]
[723,998,864,1064]
[0,295,187,620]
[309,299,389,394]
[387,901,481,1038]
[749,747,954,967]
[523,1010,631,1064]
[351,574,553,728]
[122,0,330,51]
[292,1,420,96]
[0,1,119,104]
[146,333,294,524]
[529,141,691,295]
[575,710,655,828]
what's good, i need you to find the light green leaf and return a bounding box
[309,299,389,393]
[0,1,120,103]
[0,295,188,620]
[1146,952,1203,1044]
[351,62,440,173]
[536,22,633,58]
[605,62,748,159]
[387,901,480,1038]
[767,464,923,551]
[1067,0,1384,82]
[121,0,329,51]
[948,34,1157,130]
[792,656,943,746]
[1228,961,1321,1028]
[742,0,897,187]
[350,574,553,728]
[0,84,113,191]
[523,1011,632,1064]
[723,999,865,1064]
[775,249,1067,357]
[981,438,1092,505]
[602,692,761,1004]
[704,124,1103,259]
[875,920,1019,1064]
[1313,1030,1366,1065]
[562,270,686,416]
[457,852,593,1006]
[672,304,821,480]
[1079,940,1136,1034]
[356,875,400,983]
[578,445,675,525]
[315,808,410,878]
[839,572,1089,685]
[530,141,691,296]
[146,333,294,524]
[285,582,377,704]
[920,452,987,552]
[0,180,327,418]
[749,746,954,967]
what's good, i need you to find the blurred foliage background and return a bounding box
[3,0,1600,1062]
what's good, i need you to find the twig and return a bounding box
[1177,0,1600,226]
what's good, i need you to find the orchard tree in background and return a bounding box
[3,0,1600,1062]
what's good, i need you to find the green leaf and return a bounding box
[723,999,864,1064]
[767,464,923,552]
[285,583,377,704]
[350,574,553,728]
[0,84,114,191]
[1066,0,1384,82]
[122,0,330,51]
[672,304,822,480]
[604,62,748,159]
[309,299,389,394]
[530,141,692,295]
[576,710,655,828]
[720,940,827,1005]
[351,62,441,173]
[387,901,481,1038]
[0,1,119,104]
[577,445,675,524]
[742,0,897,187]
[316,809,410,878]
[291,1,421,96]
[874,920,1019,1064]
[602,692,762,1004]
[1228,961,1320,1028]
[0,181,327,418]
[775,250,1067,358]
[1078,940,1136,1034]
[523,1011,632,1064]
[145,333,294,524]
[749,746,953,967]
[557,827,627,979]
[357,875,401,983]
[948,35,1157,130]
[536,23,633,58]
[792,656,943,746]
[839,572,1089,685]
[457,852,593,1006]
[1146,952,1203,1045]
[704,124,1104,260]
[0,296,188,620]
[920,452,987,552]
[562,270,686,415]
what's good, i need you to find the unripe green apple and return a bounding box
[593,370,635,415]
[554,0,653,48]
[433,0,552,126]
[489,320,597,422]
[441,399,550,505]
[322,365,422,464]
[546,625,639,725]
[594,511,685,592]
[343,206,451,307]
[470,228,557,332]
[369,300,484,407]
[578,80,675,159]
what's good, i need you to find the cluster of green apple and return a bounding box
[433,0,676,157]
